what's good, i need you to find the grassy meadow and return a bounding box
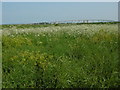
[2,24,120,88]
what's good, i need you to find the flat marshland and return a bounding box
[2,24,119,88]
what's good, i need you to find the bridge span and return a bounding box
[32,19,117,25]
[51,19,115,24]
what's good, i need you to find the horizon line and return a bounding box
[1,20,119,25]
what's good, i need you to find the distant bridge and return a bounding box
[51,19,116,24]
[32,19,117,25]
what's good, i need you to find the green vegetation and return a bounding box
[2,24,119,88]
[2,22,119,29]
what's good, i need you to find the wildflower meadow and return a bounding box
[2,23,119,88]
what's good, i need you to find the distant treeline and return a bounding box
[1,22,120,29]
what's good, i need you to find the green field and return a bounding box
[2,24,120,88]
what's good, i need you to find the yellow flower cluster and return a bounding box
[10,51,53,71]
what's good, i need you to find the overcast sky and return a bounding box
[2,2,118,24]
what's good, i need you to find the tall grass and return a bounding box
[2,24,119,88]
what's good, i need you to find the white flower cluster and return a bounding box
[2,24,118,37]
